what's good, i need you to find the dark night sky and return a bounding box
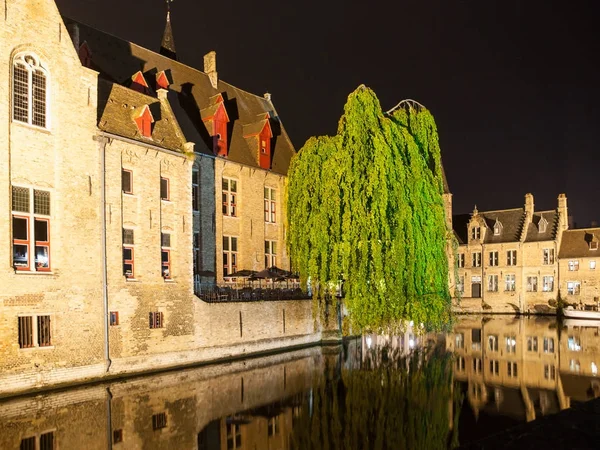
[55,0,600,226]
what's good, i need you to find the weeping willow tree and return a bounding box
[291,347,461,450]
[287,86,451,332]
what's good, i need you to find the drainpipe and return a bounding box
[94,135,111,372]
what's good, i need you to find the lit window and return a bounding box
[222,178,237,217]
[493,221,502,235]
[570,359,581,373]
[12,53,48,128]
[505,274,516,292]
[160,177,169,201]
[12,186,51,272]
[567,281,581,295]
[223,236,238,276]
[265,240,277,268]
[568,336,581,352]
[507,250,517,266]
[542,276,554,292]
[505,335,516,353]
[264,187,276,223]
[591,260,596,270]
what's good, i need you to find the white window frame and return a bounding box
[265,240,277,268]
[222,177,238,217]
[471,226,481,240]
[568,260,579,271]
[567,281,581,295]
[223,235,238,276]
[264,187,276,223]
[472,252,481,268]
[457,253,465,268]
[591,260,597,270]
[12,52,50,129]
[527,276,538,292]
[542,276,554,292]
[487,274,498,292]
[505,274,516,292]
[507,250,517,266]
[543,248,555,265]
[489,251,499,266]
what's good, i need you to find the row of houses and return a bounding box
[451,193,600,313]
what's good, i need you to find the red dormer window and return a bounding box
[156,71,170,90]
[258,122,273,170]
[131,71,150,94]
[213,107,228,156]
[134,105,154,138]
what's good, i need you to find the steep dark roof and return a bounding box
[62,18,296,175]
[480,208,525,244]
[524,210,558,242]
[98,81,187,153]
[559,228,600,259]
[453,214,470,245]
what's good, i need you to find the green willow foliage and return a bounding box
[287,86,451,332]
[291,348,461,450]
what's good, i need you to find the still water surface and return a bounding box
[1,315,599,449]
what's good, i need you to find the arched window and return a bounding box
[12,53,48,128]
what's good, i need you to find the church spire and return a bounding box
[160,1,177,60]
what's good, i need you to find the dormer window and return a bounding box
[471,226,481,240]
[133,105,154,138]
[156,70,170,90]
[538,216,548,233]
[12,52,48,128]
[130,71,150,95]
[493,219,502,236]
[591,241,599,251]
[201,94,230,157]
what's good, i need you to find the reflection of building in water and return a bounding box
[448,316,571,423]
[0,348,318,450]
[361,322,421,366]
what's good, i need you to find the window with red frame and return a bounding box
[12,186,51,272]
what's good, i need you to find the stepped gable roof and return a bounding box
[524,210,558,242]
[559,227,600,259]
[63,18,296,175]
[97,80,187,153]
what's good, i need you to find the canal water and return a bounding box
[1,315,598,449]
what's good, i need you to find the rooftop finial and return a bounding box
[160,0,177,60]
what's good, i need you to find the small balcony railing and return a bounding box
[195,281,311,303]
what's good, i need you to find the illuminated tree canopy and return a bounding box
[286,86,451,332]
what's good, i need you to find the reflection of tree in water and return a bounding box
[292,347,462,450]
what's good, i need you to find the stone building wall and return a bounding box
[0,0,105,386]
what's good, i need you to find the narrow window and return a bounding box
[223,236,238,276]
[110,312,119,326]
[113,429,123,443]
[40,432,55,450]
[122,169,133,194]
[265,240,277,268]
[489,251,498,266]
[123,229,134,279]
[13,215,30,270]
[489,360,499,375]
[12,187,51,272]
[527,336,538,352]
[222,178,237,217]
[457,254,465,268]
[507,250,517,266]
[472,252,481,267]
[488,334,499,351]
[20,437,36,450]
[18,316,34,348]
[161,233,171,279]
[505,335,516,353]
[544,337,556,353]
[487,275,498,292]
[507,361,518,377]
[160,177,169,201]
[192,170,200,212]
[37,315,51,347]
[264,187,276,223]
[471,226,481,240]
[505,274,516,291]
[149,312,164,329]
[543,248,555,265]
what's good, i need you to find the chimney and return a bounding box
[558,193,569,230]
[67,23,80,50]
[264,92,272,102]
[524,193,534,217]
[204,51,218,89]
